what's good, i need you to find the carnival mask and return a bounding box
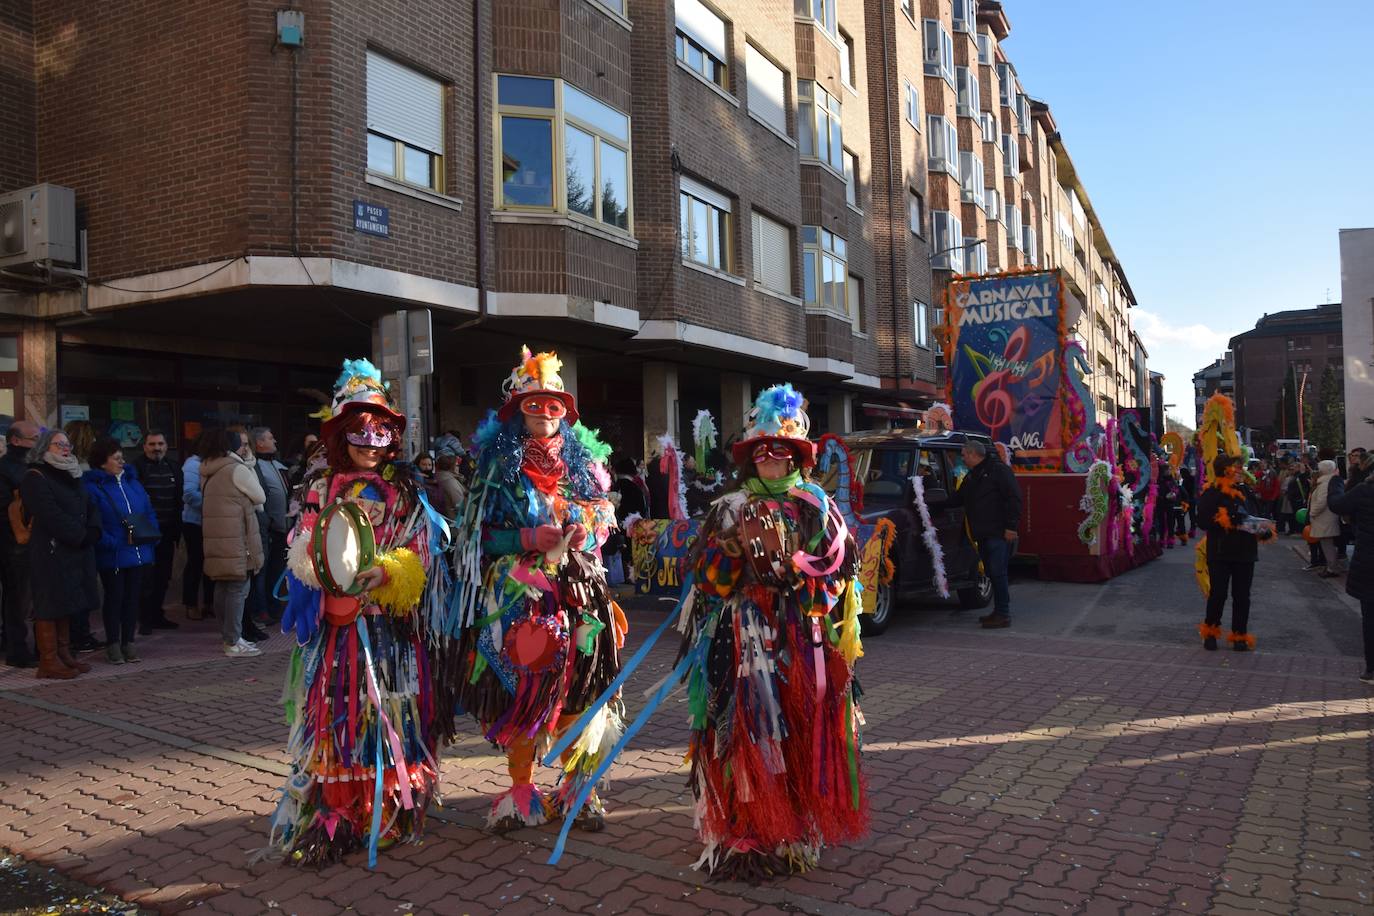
[520,395,568,420]
[345,415,395,448]
[751,441,796,463]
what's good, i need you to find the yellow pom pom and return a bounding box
[836,579,864,666]
[371,548,426,614]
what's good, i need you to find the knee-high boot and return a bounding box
[55,617,90,674]
[34,621,77,680]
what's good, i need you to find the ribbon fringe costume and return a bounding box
[440,347,626,828]
[679,384,869,880]
[268,359,449,866]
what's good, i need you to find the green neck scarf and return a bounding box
[743,471,802,497]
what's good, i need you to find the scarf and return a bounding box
[522,434,566,495]
[43,452,82,478]
[743,470,802,497]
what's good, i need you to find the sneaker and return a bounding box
[76,636,103,653]
[242,624,270,643]
[224,641,261,658]
[105,643,125,665]
[120,643,140,663]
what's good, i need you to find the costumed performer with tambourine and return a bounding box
[678,384,868,881]
[269,359,449,866]
[442,346,625,833]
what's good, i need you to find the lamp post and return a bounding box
[1297,365,1310,455]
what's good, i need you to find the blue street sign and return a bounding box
[353,200,389,237]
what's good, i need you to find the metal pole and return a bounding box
[1297,367,1309,454]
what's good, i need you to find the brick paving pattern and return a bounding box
[1,607,1370,914]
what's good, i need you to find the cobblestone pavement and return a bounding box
[1,547,1371,915]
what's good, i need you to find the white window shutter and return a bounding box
[752,210,790,294]
[677,0,727,63]
[745,45,787,135]
[367,51,444,154]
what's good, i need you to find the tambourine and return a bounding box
[738,498,799,587]
[310,500,378,597]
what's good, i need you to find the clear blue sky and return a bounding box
[1002,0,1374,425]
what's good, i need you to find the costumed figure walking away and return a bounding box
[678,384,867,881]
[269,359,449,866]
[1196,453,1274,652]
[444,347,625,833]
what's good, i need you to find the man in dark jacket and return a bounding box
[1328,478,1374,682]
[129,431,182,633]
[0,420,39,667]
[943,440,1022,629]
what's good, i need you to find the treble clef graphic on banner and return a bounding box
[972,325,1031,443]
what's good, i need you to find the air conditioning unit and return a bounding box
[0,183,78,270]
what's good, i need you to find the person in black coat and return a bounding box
[1328,478,1374,682]
[941,440,1022,628]
[1196,454,1274,652]
[20,428,101,679]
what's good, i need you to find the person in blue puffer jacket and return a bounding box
[84,437,159,665]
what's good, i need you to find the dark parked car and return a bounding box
[822,429,994,635]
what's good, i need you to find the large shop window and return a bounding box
[677,0,729,87]
[802,226,848,317]
[751,209,792,295]
[799,81,844,172]
[680,176,732,271]
[745,44,788,135]
[496,75,631,232]
[366,51,445,191]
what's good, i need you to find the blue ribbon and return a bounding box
[357,617,385,870]
[547,633,706,866]
[541,573,694,767]
[414,488,452,554]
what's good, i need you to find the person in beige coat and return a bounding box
[200,428,266,656]
[1310,459,1346,577]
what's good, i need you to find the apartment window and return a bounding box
[959,151,984,207]
[745,44,788,136]
[1095,281,1109,306]
[922,20,955,87]
[904,80,920,126]
[849,274,866,333]
[985,185,1002,219]
[964,237,988,275]
[799,81,843,171]
[1002,132,1019,175]
[795,0,837,37]
[900,0,915,20]
[680,176,731,271]
[977,33,994,65]
[844,149,860,208]
[676,0,728,87]
[1005,203,1021,248]
[1022,225,1037,265]
[914,300,930,347]
[595,0,626,13]
[908,190,924,235]
[1057,211,1075,250]
[997,62,1013,107]
[955,66,980,119]
[1017,93,1031,136]
[366,51,445,192]
[496,76,632,231]
[931,211,963,271]
[953,0,976,33]
[980,111,997,144]
[839,30,856,88]
[751,209,792,295]
[926,115,958,176]
[1071,192,1088,232]
[802,226,848,315]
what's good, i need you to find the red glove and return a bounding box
[564,523,588,549]
[520,525,564,553]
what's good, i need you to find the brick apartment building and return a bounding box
[0,0,1144,460]
[1229,303,1343,443]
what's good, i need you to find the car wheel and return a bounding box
[957,574,993,610]
[860,583,894,636]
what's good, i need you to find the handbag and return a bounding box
[96,486,161,546]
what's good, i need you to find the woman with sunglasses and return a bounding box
[444,346,624,834]
[677,384,867,881]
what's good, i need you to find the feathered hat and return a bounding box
[316,358,405,441]
[496,345,579,422]
[730,383,816,467]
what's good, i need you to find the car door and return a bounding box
[859,447,927,591]
[926,447,978,580]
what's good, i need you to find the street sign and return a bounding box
[378,311,406,378]
[353,200,389,237]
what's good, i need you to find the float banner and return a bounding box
[946,270,1066,472]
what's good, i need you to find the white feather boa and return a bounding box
[910,473,950,598]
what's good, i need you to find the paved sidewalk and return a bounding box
[1,572,1371,914]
